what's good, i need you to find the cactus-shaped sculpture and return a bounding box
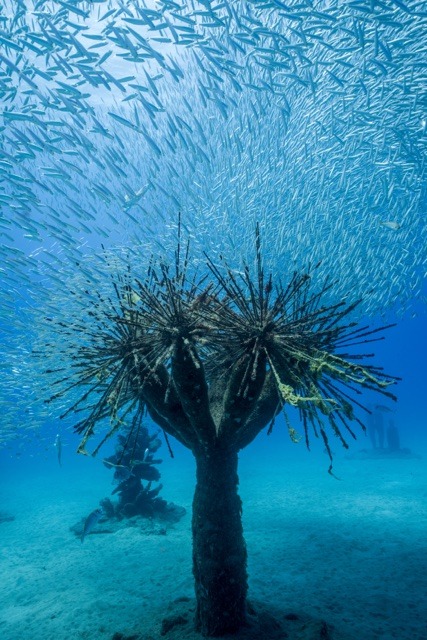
[46,226,397,636]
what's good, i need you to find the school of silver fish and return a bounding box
[0,0,426,448]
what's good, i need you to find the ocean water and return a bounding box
[1,1,427,639]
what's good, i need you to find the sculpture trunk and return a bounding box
[192,446,248,636]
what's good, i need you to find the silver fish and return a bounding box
[81,508,103,543]
[380,221,401,230]
[54,433,62,466]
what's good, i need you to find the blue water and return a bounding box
[1,2,427,639]
[1,311,426,640]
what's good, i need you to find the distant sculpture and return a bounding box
[368,406,404,453]
[367,408,385,449]
[347,404,422,461]
[101,425,185,523]
[386,419,401,452]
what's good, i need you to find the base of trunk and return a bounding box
[155,598,335,640]
[192,448,247,636]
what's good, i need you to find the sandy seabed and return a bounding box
[1,445,426,640]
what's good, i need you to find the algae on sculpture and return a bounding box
[45,226,397,636]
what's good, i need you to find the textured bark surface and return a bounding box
[192,447,247,636]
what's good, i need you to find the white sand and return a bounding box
[1,445,426,640]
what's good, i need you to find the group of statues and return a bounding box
[367,406,401,452]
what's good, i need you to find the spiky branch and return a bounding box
[43,226,398,462]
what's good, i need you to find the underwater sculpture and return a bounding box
[349,408,419,461]
[101,424,185,523]
[46,225,397,637]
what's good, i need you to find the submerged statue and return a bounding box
[351,405,418,460]
[46,225,397,636]
[101,424,185,523]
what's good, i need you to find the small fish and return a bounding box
[54,433,62,466]
[380,221,401,230]
[81,508,103,543]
